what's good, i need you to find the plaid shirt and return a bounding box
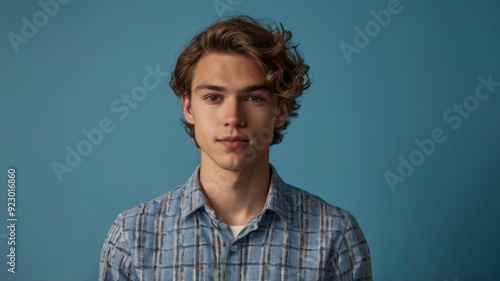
[98,165,372,280]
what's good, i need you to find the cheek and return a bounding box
[263,111,279,129]
[192,108,217,132]
[249,113,276,144]
[190,103,210,123]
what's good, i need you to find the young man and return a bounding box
[99,16,372,280]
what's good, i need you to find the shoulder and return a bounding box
[283,183,359,232]
[112,184,186,228]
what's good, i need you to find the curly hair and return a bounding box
[170,15,310,145]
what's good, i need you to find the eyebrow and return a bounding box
[193,84,269,94]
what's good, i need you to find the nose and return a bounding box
[222,97,246,128]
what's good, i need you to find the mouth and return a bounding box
[218,136,249,149]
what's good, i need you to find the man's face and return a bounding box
[182,53,288,171]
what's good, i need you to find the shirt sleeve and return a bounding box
[334,213,372,280]
[98,214,137,281]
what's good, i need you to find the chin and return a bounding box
[216,159,250,172]
[217,150,261,169]
[201,144,267,171]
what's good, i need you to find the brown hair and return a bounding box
[170,15,310,145]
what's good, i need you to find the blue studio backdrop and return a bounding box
[1,1,499,280]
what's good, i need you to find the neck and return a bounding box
[199,153,271,226]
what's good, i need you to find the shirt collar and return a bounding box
[179,164,290,222]
[263,164,290,222]
[179,165,206,219]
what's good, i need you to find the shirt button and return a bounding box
[230,245,238,252]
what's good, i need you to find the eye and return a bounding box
[246,96,263,103]
[204,95,221,103]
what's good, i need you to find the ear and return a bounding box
[274,101,289,128]
[181,93,195,124]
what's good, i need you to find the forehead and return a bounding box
[191,53,265,90]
